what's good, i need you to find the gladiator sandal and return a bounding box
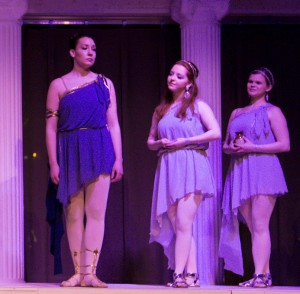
[264,273,272,287]
[252,273,269,288]
[167,273,188,288]
[81,249,108,288]
[185,272,200,287]
[238,274,255,287]
[60,251,83,287]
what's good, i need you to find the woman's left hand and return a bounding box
[111,160,123,183]
[164,138,188,149]
[234,136,256,153]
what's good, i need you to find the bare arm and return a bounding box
[146,111,172,151]
[223,108,240,154]
[106,78,123,182]
[45,79,61,184]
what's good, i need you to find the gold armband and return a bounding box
[46,109,60,119]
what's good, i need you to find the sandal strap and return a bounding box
[171,273,189,288]
[252,274,268,288]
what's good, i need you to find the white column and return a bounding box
[171,0,229,285]
[0,0,28,284]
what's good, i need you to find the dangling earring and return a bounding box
[265,92,269,101]
[184,86,191,99]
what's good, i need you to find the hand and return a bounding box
[234,136,255,154]
[111,160,123,183]
[164,138,188,149]
[50,163,60,185]
[160,138,173,148]
[223,139,239,154]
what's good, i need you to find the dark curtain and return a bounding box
[22,24,180,284]
[221,24,300,286]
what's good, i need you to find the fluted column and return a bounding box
[171,0,229,285]
[0,0,28,284]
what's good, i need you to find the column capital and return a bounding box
[0,0,28,21]
[171,0,230,25]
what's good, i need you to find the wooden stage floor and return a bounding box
[0,283,300,294]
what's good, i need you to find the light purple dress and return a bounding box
[219,103,288,276]
[149,103,216,269]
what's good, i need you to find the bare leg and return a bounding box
[82,175,111,287]
[61,190,85,287]
[251,195,276,274]
[174,194,202,274]
[239,195,276,287]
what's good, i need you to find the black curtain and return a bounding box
[22,24,181,284]
[23,22,300,286]
[221,24,300,286]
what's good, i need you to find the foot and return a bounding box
[238,277,254,287]
[81,273,108,288]
[252,274,269,288]
[167,273,188,288]
[60,273,82,287]
[185,273,200,287]
[264,273,272,287]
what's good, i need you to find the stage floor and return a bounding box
[0,283,300,294]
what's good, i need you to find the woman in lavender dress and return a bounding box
[147,60,220,288]
[45,34,123,287]
[219,67,289,287]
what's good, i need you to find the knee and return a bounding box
[66,207,84,224]
[252,221,269,235]
[85,204,106,222]
[175,218,192,234]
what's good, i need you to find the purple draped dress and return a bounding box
[149,104,216,269]
[219,103,288,275]
[57,75,115,205]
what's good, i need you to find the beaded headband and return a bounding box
[255,68,274,86]
[180,60,199,78]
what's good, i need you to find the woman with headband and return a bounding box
[219,67,289,287]
[147,60,220,287]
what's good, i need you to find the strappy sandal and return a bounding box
[264,273,272,287]
[80,249,108,288]
[166,273,189,288]
[60,251,83,287]
[185,273,200,287]
[239,276,254,287]
[252,274,269,288]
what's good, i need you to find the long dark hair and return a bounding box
[155,60,199,120]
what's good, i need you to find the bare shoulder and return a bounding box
[195,98,211,111]
[48,77,65,95]
[267,104,285,117]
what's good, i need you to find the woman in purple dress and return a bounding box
[219,67,290,287]
[147,60,220,288]
[45,34,123,287]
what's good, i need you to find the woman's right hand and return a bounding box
[160,138,173,148]
[50,163,60,185]
[223,140,239,154]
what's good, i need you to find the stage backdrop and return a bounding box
[22,24,181,284]
[221,23,300,286]
[22,23,300,286]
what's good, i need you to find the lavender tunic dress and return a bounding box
[149,103,216,269]
[219,103,288,276]
[57,75,115,205]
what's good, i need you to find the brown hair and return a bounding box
[155,60,199,120]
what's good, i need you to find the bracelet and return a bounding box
[254,144,258,152]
